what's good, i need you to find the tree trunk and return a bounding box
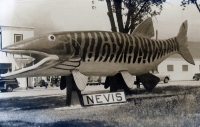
[114,0,124,33]
[106,0,117,32]
[124,0,133,33]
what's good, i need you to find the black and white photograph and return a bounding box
[0,0,200,126]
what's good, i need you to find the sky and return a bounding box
[0,0,200,42]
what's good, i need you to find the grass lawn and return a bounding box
[0,85,200,127]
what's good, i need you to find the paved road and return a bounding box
[0,80,199,99]
[0,85,108,98]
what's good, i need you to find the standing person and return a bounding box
[55,76,58,86]
[51,76,55,87]
[45,81,48,89]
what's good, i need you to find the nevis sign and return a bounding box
[82,92,126,106]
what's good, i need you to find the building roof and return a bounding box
[0,25,34,29]
[169,42,200,59]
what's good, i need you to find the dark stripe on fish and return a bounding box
[101,32,108,41]
[119,34,125,63]
[82,32,89,62]
[127,35,134,64]
[69,33,80,56]
[156,40,161,59]
[89,33,95,52]
[123,34,129,63]
[169,39,174,52]
[166,39,170,54]
[172,38,177,51]
[138,37,144,64]
[175,39,179,51]
[114,33,123,63]
[133,37,139,63]
[152,40,158,62]
[142,38,148,61]
[109,33,116,62]
[163,41,167,56]
[94,32,103,61]
[159,41,163,58]
[102,43,111,62]
[147,39,152,63]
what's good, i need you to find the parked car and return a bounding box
[50,76,60,87]
[34,77,48,87]
[87,76,106,86]
[149,70,170,83]
[153,73,170,83]
[193,73,200,81]
[0,78,19,92]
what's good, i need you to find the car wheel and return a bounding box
[1,90,5,92]
[164,77,169,83]
[6,86,13,92]
[193,76,199,81]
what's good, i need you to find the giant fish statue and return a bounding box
[0,18,195,92]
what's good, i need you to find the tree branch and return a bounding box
[194,1,200,12]
[128,0,148,33]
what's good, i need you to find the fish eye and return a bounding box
[48,35,56,41]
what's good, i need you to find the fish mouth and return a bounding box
[1,50,59,77]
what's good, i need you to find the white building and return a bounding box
[158,42,200,81]
[0,25,34,89]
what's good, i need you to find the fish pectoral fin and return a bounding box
[131,17,154,39]
[137,73,160,92]
[120,71,135,89]
[69,55,81,62]
[71,69,88,91]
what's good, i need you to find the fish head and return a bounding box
[1,32,80,78]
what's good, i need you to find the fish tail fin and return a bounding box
[176,20,195,65]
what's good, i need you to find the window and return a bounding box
[14,34,23,43]
[167,65,174,71]
[0,63,12,74]
[182,65,188,71]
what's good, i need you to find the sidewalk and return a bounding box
[0,85,108,99]
[0,87,66,98]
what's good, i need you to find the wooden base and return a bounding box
[61,75,84,107]
[106,73,132,94]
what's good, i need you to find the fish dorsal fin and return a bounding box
[131,17,154,39]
